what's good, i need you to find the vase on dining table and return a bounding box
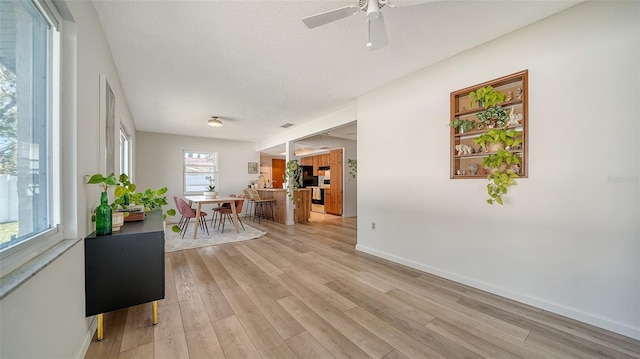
[204,191,218,198]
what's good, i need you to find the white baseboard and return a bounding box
[76,316,97,359]
[355,244,640,340]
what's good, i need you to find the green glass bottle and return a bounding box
[96,191,112,236]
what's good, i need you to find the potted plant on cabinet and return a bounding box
[87,173,117,235]
[111,173,136,210]
[472,128,522,205]
[469,85,506,109]
[110,173,173,221]
[449,118,476,133]
[88,173,177,231]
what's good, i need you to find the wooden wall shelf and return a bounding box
[450,70,529,179]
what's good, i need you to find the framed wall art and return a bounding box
[99,74,116,175]
[248,162,258,174]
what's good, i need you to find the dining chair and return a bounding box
[250,189,275,224]
[216,195,246,233]
[173,196,186,229]
[211,194,236,227]
[243,189,255,219]
[174,195,200,229]
[175,197,209,238]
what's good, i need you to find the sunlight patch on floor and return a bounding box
[309,211,342,222]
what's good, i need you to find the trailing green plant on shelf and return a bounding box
[469,85,506,109]
[347,158,357,178]
[449,118,475,133]
[472,128,522,205]
[283,159,303,200]
[476,105,509,129]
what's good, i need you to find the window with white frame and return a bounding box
[119,127,130,176]
[0,0,61,272]
[183,150,217,194]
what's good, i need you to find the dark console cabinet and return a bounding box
[85,210,165,338]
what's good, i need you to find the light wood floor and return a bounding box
[85,218,639,358]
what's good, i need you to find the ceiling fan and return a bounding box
[302,0,434,50]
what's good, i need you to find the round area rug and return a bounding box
[165,222,266,252]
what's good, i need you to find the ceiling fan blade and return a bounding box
[368,16,388,51]
[303,5,360,29]
[383,0,439,7]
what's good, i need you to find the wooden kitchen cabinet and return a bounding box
[312,156,319,176]
[294,189,311,223]
[320,154,330,167]
[327,149,343,215]
[299,149,343,215]
[255,189,310,224]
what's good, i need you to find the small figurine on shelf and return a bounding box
[468,163,479,176]
[455,144,474,155]
[515,87,523,100]
[507,107,523,126]
[506,91,513,101]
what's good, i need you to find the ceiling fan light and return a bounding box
[207,116,223,127]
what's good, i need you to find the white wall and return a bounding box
[343,141,357,218]
[0,243,86,358]
[0,1,137,357]
[356,1,639,339]
[135,131,259,222]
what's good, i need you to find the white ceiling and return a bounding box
[260,122,358,156]
[92,0,578,144]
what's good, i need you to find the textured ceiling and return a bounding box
[92,0,578,143]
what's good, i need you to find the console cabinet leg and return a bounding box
[97,313,104,341]
[152,301,158,325]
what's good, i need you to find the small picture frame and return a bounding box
[248,162,258,174]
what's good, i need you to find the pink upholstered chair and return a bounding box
[216,195,245,233]
[211,194,236,226]
[175,197,209,238]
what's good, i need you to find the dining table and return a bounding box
[184,195,243,238]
